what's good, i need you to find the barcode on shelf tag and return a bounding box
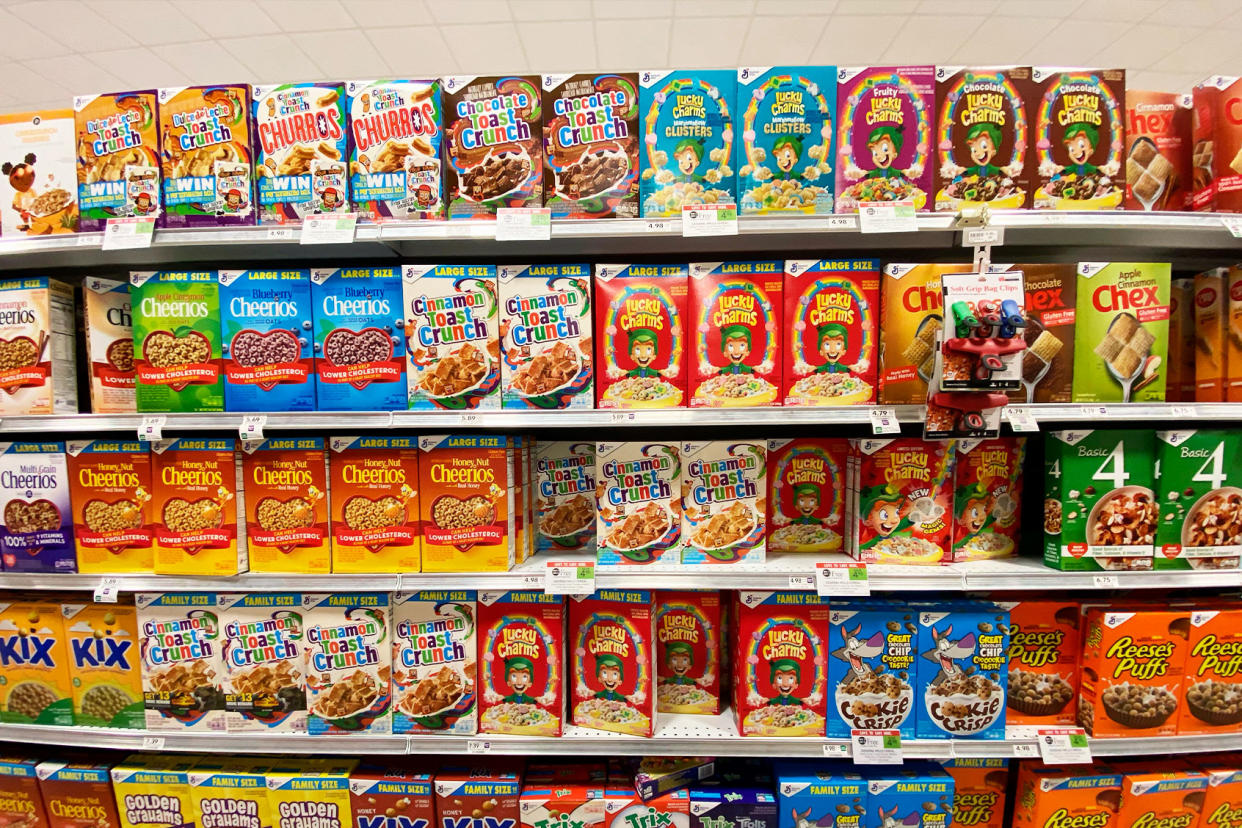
[609,411,636,423]
[1036,728,1091,764]
[466,739,491,754]
[850,729,902,765]
[496,207,551,241]
[138,416,165,442]
[239,415,266,443]
[963,227,1004,247]
[1223,216,1242,237]
[1012,743,1040,758]
[265,227,295,241]
[141,735,166,751]
[817,562,870,596]
[787,575,815,590]
[102,216,156,250]
[857,201,918,234]
[1171,405,1198,418]
[823,743,851,758]
[681,204,738,237]
[869,408,900,435]
[300,214,358,244]
[1093,574,1120,588]
[545,560,595,595]
[93,578,120,604]
[1005,406,1039,432]
[826,215,857,230]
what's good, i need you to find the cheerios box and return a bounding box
[766,438,849,554]
[827,604,919,740]
[498,263,594,409]
[569,589,656,737]
[241,437,329,573]
[655,590,722,716]
[392,590,477,736]
[67,440,153,575]
[878,264,975,404]
[594,263,689,409]
[217,591,306,733]
[0,109,78,238]
[130,270,224,413]
[1072,262,1171,403]
[110,755,199,828]
[311,267,406,411]
[61,601,142,728]
[536,441,596,554]
[915,603,1010,740]
[477,590,566,737]
[157,84,255,228]
[596,440,681,567]
[219,269,316,412]
[302,592,392,735]
[0,276,77,415]
[679,440,766,565]
[327,436,420,573]
[0,441,75,572]
[0,599,72,725]
[347,79,443,222]
[150,438,246,576]
[0,757,49,828]
[135,591,226,731]
[252,82,349,223]
[74,91,161,231]
[418,434,514,572]
[687,261,783,407]
[1155,430,1242,571]
[83,276,136,414]
[36,760,122,828]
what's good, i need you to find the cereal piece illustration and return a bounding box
[934,67,1032,210]
[654,591,721,715]
[766,438,848,553]
[1032,68,1125,210]
[596,441,681,566]
[639,70,735,217]
[252,82,349,224]
[74,91,160,231]
[158,85,254,228]
[418,435,514,572]
[347,80,442,221]
[680,440,766,565]
[732,591,829,737]
[403,264,499,410]
[594,263,688,409]
[784,259,879,406]
[535,441,596,553]
[542,73,639,219]
[136,592,225,731]
[569,589,655,737]
[302,592,391,735]
[499,264,593,409]
[688,261,783,407]
[392,590,477,735]
[477,591,564,736]
[850,438,955,565]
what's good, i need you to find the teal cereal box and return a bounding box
[680,440,766,565]
[252,82,349,224]
[392,590,476,735]
[303,592,391,735]
[498,263,593,409]
[347,79,443,221]
[402,264,499,410]
[736,66,836,214]
[536,441,596,554]
[1072,262,1171,402]
[136,591,225,731]
[218,592,306,733]
[1155,430,1242,570]
[688,260,783,407]
[595,441,681,567]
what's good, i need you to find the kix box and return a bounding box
[350,766,434,828]
[269,762,356,828]
[61,601,142,728]
[36,761,123,828]
[867,766,954,828]
[0,757,49,828]
[774,762,866,828]
[111,755,199,828]
[434,764,523,828]
[940,759,1008,828]
[1012,765,1122,828]
[0,599,72,725]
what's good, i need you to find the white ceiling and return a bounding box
[0,0,1236,113]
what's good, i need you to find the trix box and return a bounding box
[350,766,435,828]
[916,603,1010,740]
[775,762,866,828]
[434,765,522,828]
[867,766,954,828]
[520,782,606,828]
[605,788,689,828]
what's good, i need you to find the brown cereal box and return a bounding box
[157,84,254,227]
[136,591,225,731]
[569,589,655,737]
[417,435,514,572]
[688,261,783,407]
[217,591,306,733]
[1197,268,1228,402]
[36,761,121,828]
[477,590,565,736]
[82,277,135,414]
[1000,599,1081,734]
[0,757,48,828]
[535,440,596,554]
[989,263,1077,404]
[328,436,420,574]
[66,439,154,574]
[1031,68,1126,210]
[878,263,974,404]
[241,437,329,574]
[1192,76,1242,213]
[303,592,391,735]
[596,440,681,567]
[61,601,143,728]
[1126,90,1192,211]
[848,438,956,565]
[0,110,78,236]
[950,437,1024,563]
[1229,265,1242,402]
[766,438,848,554]
[1169,276,1195,402]
[594,263,689,409]
[73,91,161,231]
[150,438,246,577]
[498,263,594,409]
[1178,608,1242,735]
[0,277,77,416]
[679,440,766,565]
[0,600,72,726]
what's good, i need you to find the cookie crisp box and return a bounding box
[915,602,1010,741]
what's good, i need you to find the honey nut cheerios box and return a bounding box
[302,592,391,736]
[311,267,407,412]
[477,590,565,737]
[36,760,122,828]
[535,440,596,555]
[392,589,476,736]
[0,276,77,416]
[569,589,656,738]
[595,440,681,567]
[765,438,849,554]
[0,441,75,573]
[347,79,443,222]
[130,270,224,414]
[157,84,255,228]
[187,760,273,828]
[217,591,307,733]
[594,263,688,409]
[328,436,420,574]
[252,82,349,224]
[1155,430,1242,571]
[150,438,246,576]
[688,261,783,408]
[73,91,161,231]
[654,590,721,716]
[242,437,329,574]
[878,263,975,405]
[136,592,225,731]
[82,276,136,414]
[0,757,49,828]
[61,601,142,729]
[847,438,956,565]
[679,440,766,566]
[0,109,78,237]
[0,599,72,726]
[498,263,594,410]
[66,439,154,574]
[417,434,514,573]
[111,755,200,828]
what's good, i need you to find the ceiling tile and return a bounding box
[363,26,458,76]
[883,14,985,64]
[913,0,999,12]
[1090,23,1201,70]
[0,7,69,62]
[1155,0,1242,26]
[833,0,919,14]
[675,0,756,17]
[0,62,70,111]
[151,40,251,83]
[1023,20,1106,66]
[438,23,528,73]
[172,0,281,34]
[218,33,320,84]
[811,14,905,64]
[510,0,580,20]
[740,15,829,65]
[1073,0,1163,20]
[595,19,669,69]
[1127,69,1200,94]
[104,1,206,45]
[517,21,596,69]
[755,0,839,14]
[262,0,356,31]
[669,15,750,66]
[12,0,135,52]
[23,53,124,97]
[948,15,1061,65]
[592,0,669,16]
[430,0,512,25]
[1148,26,1235,75]
[93,47,186,90]
[298,30,394,79]
[346,0,430,26]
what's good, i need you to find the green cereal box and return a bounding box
[1043,429,1158,571]
[1154,430,1242,570]
[129,270,223,412]
[1072,262,1171,403]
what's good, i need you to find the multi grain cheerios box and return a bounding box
[302,591,391,735]
[392,589,477,735]
[878,263,975,405]
[0,599,72,725]
[73,91,161,231]
[150,438,246,576]
[327,435,420,574]
[535,440,596,554]
[252,82,349,223]
[347,79,443,221]
[157,84,255,228]
[1155,430,1242,571]
[417,434,513,572]
[596,440,681,567]
[61,601,142,728]
[569,589,655,737]
[219,269,316,412]
[680,440,766,566]
[110,755,199,828]
[950,438,1025,563]
[498,263,594,409]
[688,260,783,407]
[0,109,78,237]
[130,270,224,413]
[848,438,956,565]
[217,591,306,733]
[187,761,272,828]
[1073,263,1171,403]
[654,589,721,716]
[241,437,329,574]
[477,590,565,737]
[82,276,136,414]
[66,439,153,574]
[311,267,406,412]
[916,603,1010,741]
[827,604,918,740]
[1031,68,1126,210]
[766,438,848,554]
[0,276,77,415]
[0,441,75,573]
[135,591,225,731]
[594,263,688,409]
[783,258,879,406]
[37,760,123,828]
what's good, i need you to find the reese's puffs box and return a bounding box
[477,591,565,737]
[1115,768,1207,828]
[1012,764,1121,828]
[688,261,783,407]
[941,759,1008,828]
[417,435,514,572]
[999,600,1081,734]
[74,91,161,231]
[1178,608,1242,735]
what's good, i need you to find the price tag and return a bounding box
[1036,728,1092,764]
[1080,405,1109,418]
[869,407,900,435]
[963,227,1004,247]
[1005,406,1039,432]
[817,562,870,596]
[93,578,120,604]
[645,220,671,233]
[826,215,857,230]
[1093,574,1120,588]
[1012,743,1040,758]
[300,214,358,244]
[239,415,266,443]
[138,416,165,442]
[519,575,543,589]
[102,217,156,250]
[787,575,815,590]
[1171,405,1198,418]
[495,207,551,241]
[681,204,738,237]
[77,234,99,247]
[461,413,482,425]
[1223,216,1242,238]
[466,739,491,754]
[850,729,902,765]
[823,743,851,758]
[265,226,295,240]
[608,411,636,423]
[857,201,918,234]
[545,560,595,595]
[141,735,166,751]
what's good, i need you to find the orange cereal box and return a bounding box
[418,435,514,572]
[36,761,121,828]
[1012,764,1121,828]
[1000,600,1081,734]
[241,437,329,574]
[941,759,1008,828]
[1115,768,1207,828]
[654,590,721,715]
[157,84,254,228]
[1197,760,1242,828]
[594,264,688,409]
[766,438,849,554]
[66,439,154,574]
[1178,608,1242,735]
[878,263,975,404]
[569,589,655,737]
[1197,268,1228,402]
[679,440,766,566]
[688,261,783,407]
[150,438,245,577]
[0,757,48,828]
[0,600,72,726]
[327,436,420,574]
[61,601,142,728]
[478,590,565,736]
[73,91,160,231]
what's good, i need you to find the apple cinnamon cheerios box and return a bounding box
[130,270,224,413]
[82,276,136,413]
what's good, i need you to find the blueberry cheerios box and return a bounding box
[219,269,315,412]
[498,263,593,409]
[311,267,406,411]
[916,603,1010,740]
[402,264,499,410]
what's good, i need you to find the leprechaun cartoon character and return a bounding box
[865,126,908,181]
[773,136,802,180]
[815,323,849,373]
[593,653,626,701]
[718,324,754,375]
[767,658,803,706]
[791,483,824,525]
[958,483,993,536]
[501,656,537,704]
[673,138,705,183]
[859,486,910,549]
[1062,123,1100,177]
[661,641,695,685]
[626,328,660,378]
[963,123,1003,178]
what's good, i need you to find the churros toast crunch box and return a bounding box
[61,601,142,728]
[218,591,306,733]
[328,436,420,574]
[402,264,499,410]
[74,91,160,231]
[66,439,154,574]
[0,599,72,725]
[417,435,513,572]
[157,84,254,227]
[242,437,329,573]
[252,82,349,224]
[477,590,564,736]
[498,263,593,409]
[594,264,688,409]
[688,261,783,407]
[347,79,443,222]
[136,591,225,731]
[302,592,391,735]
[783,259,878,406]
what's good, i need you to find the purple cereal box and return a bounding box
[0,442,75,572]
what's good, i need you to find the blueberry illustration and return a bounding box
[302,320,312,331]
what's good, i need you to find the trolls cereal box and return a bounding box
[37,761,122,828]
[679,440,766,565]
[1156,430,1242,571]
[0,600,71,725]
[1115,769,1207,828]
[732,591,830,737]
[217,591,306,733]
[188,763,272,828]
[867,767,954,828]
[0,277,77,416]
[655,591,721,715]
[1000,600,1081,734]
[542,72,640,219]
[783,259,879,406]
[477,590,564,736]
[65,439,152,574]
[350,766,434,828]
[569,589,655,737]
[0,441,75,573]
[82,276,135,414]
[933,67,1033,211]
[434,765,522,828]
[595,440,681,567]
[1031,68,1126,210]
[110,755,198,828]
[827,604,919,740]
[73,91,160,231]
[311,267,406,412]
[942,759,1008,828]
[1126,90,1192,211]
[442,74,543,219]
[392,590,477,735]
[150,438,244,577]
[688,261,783,407]
[252,82,349,223]
[327,435,420,574]
[418,434,514,573]
[594,263,688,409]
[402,264,499,410]
[1192,76,1242,213]
[302,592,391,735]
[347,79,443,221]
[157,84,254,227]
[61,601,142,728]
[916,604,1010,740]
[1012,765,1122,828]
[766,438,848,554]
[218,269,316,412]
[987,263,1077,404]
[692,781,775,828]
[878,264,975,405]
[0,109,78,237]
[536,441,596,554]
[950,438,1024,562]
[1073,262,1171,402]
[498,263,594,409]
[835,66,934,212]
[130,270,224,414]
[639,70,735,217]
[848,438,956,565]
[241,437,329,574]
[1178,608,1242,735]
[735,66,836,215]
[135,591,225,731]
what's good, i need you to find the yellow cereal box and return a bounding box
[878,263,975,404]
[137,591,226,731]
[268,763,355,828]
[327,436,420,573]
[151,438,247,577]
[111,755,198,828]
[188,761,272,828]
[60,602,142,728]
[417,435,515,572]
[0,600,72,725]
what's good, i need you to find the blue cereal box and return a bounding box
[735,66,837,215]
[827,604,918,739]
[402,264,499,410]
[774,762,866,828]
[0,441,75,572]
[639,70,736,217]
[916,603,1009,740]
[498,263,594,409]
[690,783,776,828]
[252,82,350,224]
[346,79,443,221]
[311,267,406,411]
[219,269,315,411]
[867,766,954,828]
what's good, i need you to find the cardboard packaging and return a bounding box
[130,270,223,413]
[1000,600,1081,734]
[1197,268,1229,402]
[688,261,783,407]
[82,276,136,413]
[477,590,565,736]
[1126,90,1192,211]
[679,439,766,565]
[346,79,443,221]
[135,592,225,731]
[150,438,245,577]
[783,259,879,406]
[252,82,349,224]
[217,591,306,733]
[1169,276,1196,402]
[74,91,161,231]
[654,590,722,715]
[61,601,143,728]
[0,441,76,572]
[157,84,255,227]
[498,263,594,409]
[310,267,406,412]
[1072,262,1171,403]
[417,434,514,572]
[301,592,392,735]
[391,589,477,735]
[1192,76,1242,213]
[594,263,689,409]
[1155,429,1242,571]
[327,435,420,574]
[1178,608,1242,735]
[0,277,77,415]
[241,437,330,574]
[218,269,316,412]
[0,600,72,725]
[569,589,656,737]
[1030,68,1126,210]
[878,263,975,404]
[0,109,78,236]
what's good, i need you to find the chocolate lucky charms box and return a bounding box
[1031,68,1126,210]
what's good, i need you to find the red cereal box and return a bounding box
[350,765,434,828]
[654,590,721,715]
[570,589,655,737]
[782,259,879,406]
[848,438,956,565]
[1000,600,1082,733]
[0,757,47,828]
[35,761,119,828]
[732,591,829,737]
[766,438,849,554]
[1126,90,1192,211]
[594,264,688,409]
[605,788,688,828]
[477,590,565,737]
[521,781,606,828]
[688,261,783,407]
[434,764,522,828]
[1178,608,1242,735]
[950,438,1024,563]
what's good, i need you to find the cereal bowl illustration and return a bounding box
[105,338,134,372]
[393,599,476,731]
[226,329,301,389]
[0,334,42,388]
[831,623,913,731]
[1084,485,1157,551]
[920,622,1005,736]
[141,329,212,390]
[1181,487,1242,562]
[323,327,395,388]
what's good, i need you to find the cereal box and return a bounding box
[934,66,1033,211]
[866,767,954,828]
[0,277,77,415]
[150,438,245,577]
[1031,68,1126,210]
[418,434,513,572]
[442,74,543,219]
[542,72,640,219]
[0,600,71,725]
[1197,268,1228,402]
[269,764,354,828]
[135,591,225,731]
[477,590,564,736]
[941,759,1008,828]
[36,761,122,828]
[73,91,160,231]
[252,82,349,223]
[1073,262,1171,403]
[82,276,135,414]
[392,590,476,735]
[835,66,934,212]
[878,264,975,405]
[766,438,848,554]
[690,781,775,828]
[61,601,142,728]
[1228,265,1242,402]
[774,763,865,828]
[595,440,681,567]
[735,66,836,215]
[1078,607,1189,737]
[606,789,688,828]
[569,589,655,737]
[0,441,75,573]
[402,264,499,410]
[988,264,1077,404]
[327,436,420,574]
[594,263,688,409]
[827,604,919,740]
[217,591,306,733]
[1191,76,1242,213]
[111,756,198,828]
[0,758,47,828]
[688,261,782,407]
[732,591,830,737]
[157,84,254,227]
[1126,90,1192,211]
[0,109,77,236]
[219,269,316,412]
[535,441,595,554]
[916,604,1010,740]
[950,438,1024,563]
[187,763,272,828]
[1197,760,1242,828]
[1043,429,1157,571]
[498,264,593,409]
[522,781,606,828]
[130,270,224,413]
[241,437,329,573]
[783,259,879,406]
[679,440,766,565]
[1170,276,1195,402]
[1012,765,1121,828]
[1115,769,1207,828]
[848,438,956,565]
[351,766,434,828]
[1178,608,1242,735]
[655,590,721,715]
[347,79,443,221]
[311,267,406,411]
[434,765,522,828]
[639,70,735,217]
[1155,430,1242,571]
[302,592,391,735]
[1000,600,1081,734]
